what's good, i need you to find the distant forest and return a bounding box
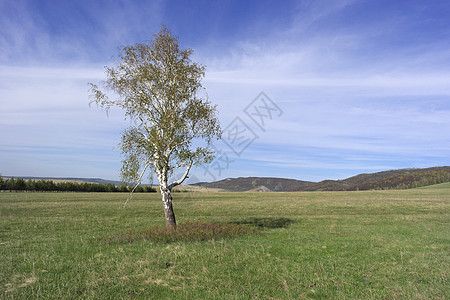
[0,176,156,193]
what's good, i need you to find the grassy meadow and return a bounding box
[1,186,449,299]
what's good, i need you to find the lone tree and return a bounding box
[89,26,221,228]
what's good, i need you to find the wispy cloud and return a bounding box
[194,0,450,181]
[1,0,449,180]
[0,0,165,65]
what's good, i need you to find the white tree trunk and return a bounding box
[157,163,191,228]
[160,184,176,228]
[157,171,176,228]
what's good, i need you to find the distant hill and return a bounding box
[294,166,450,191]
[2,176,123,186]
[340,166,450,191]
[193,167,450,192]
[192,177,313,192]
[5,166,449,192]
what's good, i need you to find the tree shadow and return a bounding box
[230,217,294,229]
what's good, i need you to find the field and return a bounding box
[1,187,449,299]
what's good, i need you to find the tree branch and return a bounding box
[168,162,192,190]
[123,162,151,208]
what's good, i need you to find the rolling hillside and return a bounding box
[296,166,450,191]
[5,166,449,192]
[192,177,313,192]
[193,166,450,192]
[340,167,450,191]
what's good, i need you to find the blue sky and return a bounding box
[1,0,449,183]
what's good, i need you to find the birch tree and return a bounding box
[89,26,221,228]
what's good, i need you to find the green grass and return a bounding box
[416,181,450,190]
[1,189,449,299]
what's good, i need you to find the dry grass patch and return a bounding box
[105,221,259,244]
[5,276,37,293]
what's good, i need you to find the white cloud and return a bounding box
[0,64,129,178]
[1,0,449,180]
[0,0,165,65]
[196,7,450,182]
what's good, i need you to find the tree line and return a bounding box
[0,176,156,193]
